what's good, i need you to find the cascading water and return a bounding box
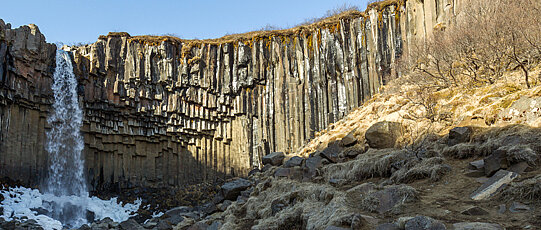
[44,49,88,227]
[0,50,142,230]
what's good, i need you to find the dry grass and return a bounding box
[390,157,451,183]
[502,175,541,201]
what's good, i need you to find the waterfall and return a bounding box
[45,49,88,227]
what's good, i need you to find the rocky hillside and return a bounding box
[126,67,541,230]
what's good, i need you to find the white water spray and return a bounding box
[0,50,141,230]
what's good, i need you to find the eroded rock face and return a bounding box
[0,0,465,190]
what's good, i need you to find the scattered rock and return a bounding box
[217,200,232,212]
[262,152,285,166]
[376,223,400,230]
[483,150,508,177]
[471,170,518,200]
[325,226,350,230]
[448,126,472,146]
[509,201,531,213]
[365,121,403,149]
[461,206,489,216]
[452,222,503,230]
[464,169,485,178]
[187,222,210,230]
[303,155,324,181]
[362,185,417,214]
[208,221,223,230]
[468,160,484,170]
[155,220,173,230]
[404,216,446,230]
[119,219,144,230]
[340,132,358,147]
[284,156,304,168]
[164,206,192,217]
[274,167,303,180]
[320,141,344,163]
[508,161,530,174]
[221,178,252,200]
[198,202,218,216]
[342,144,365,158]
[498,204,506,214]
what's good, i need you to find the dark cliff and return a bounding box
[0,0,460,191]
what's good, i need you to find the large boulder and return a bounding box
[448,127,472,146]
[119,219,144,230]
[284,156,304,168]
[365,121,402,149]
[262,152,285,166]
[221,178,252,200]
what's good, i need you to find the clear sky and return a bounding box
[2,0,370,44]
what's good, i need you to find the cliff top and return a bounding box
[97,0,404,48]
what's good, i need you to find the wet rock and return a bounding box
[284,156,304,168]
[155,220,173,230]
[262,152,285,166]
[509,201,531,213]
[78,224,91,230]
[340,132,358,147]
[164,206,193,217]
[365,121,402,149]
[221,178,252,200]
[461,206,489,215]
[404,216,446,230]
[448,127,472,146]
[320,141,344,163]
[119,219,144,230]
[471,170,518,200]
[452,222,503,230]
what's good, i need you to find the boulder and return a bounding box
[164,206,193,217]
[340,132,358,147]
[404,216,446,230]
[274,167,303,180]
[187,222,210,230]
[452,222,503,230]
[155,220,173,230]
[448,127,472,146]
[508,161,530,174]
[483,150,507,177]
[119,219,144,230]
[221,178,252,200]
[284,156,304,168]
[262,152,285,166]
[320,141,344,163]
[471,170,518,200]
[303,155,324,181]
[468,160,484,170]
[365,121,402,149]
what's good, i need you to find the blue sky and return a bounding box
[2,0,369,44]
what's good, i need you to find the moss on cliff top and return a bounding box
[97,0,403,48]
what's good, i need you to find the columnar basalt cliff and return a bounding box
[0,0,463,191]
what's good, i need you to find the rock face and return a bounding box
[0,0,465,191]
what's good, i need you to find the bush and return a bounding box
[401,0,541,89]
